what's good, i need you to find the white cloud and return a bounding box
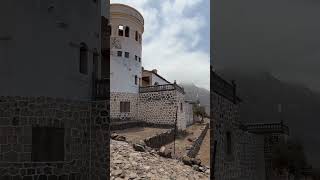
[111,0,210,90]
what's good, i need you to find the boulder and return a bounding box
[114,135,126,141]
[182,156,193,166]
[111,133,118,139]
[133,143,145,152]
[158,146,172,158]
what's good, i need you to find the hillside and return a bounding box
[180,83,210,115]
[217,69,320,169]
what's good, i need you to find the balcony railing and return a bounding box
[139,84,185,94]
[245,122,289,135]
[93,79,109,100]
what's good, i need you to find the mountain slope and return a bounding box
[179,83,210,115]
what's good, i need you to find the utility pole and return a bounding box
[173,105,178,156]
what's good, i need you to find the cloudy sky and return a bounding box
[213,0,320,92]
[111,0,210,90]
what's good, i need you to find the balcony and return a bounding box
[139,84,185,94]
[245,122,289,135]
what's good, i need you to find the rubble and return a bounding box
[111,140,210,180]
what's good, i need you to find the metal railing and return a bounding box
[246,122,289,135]
[139,83,185,94]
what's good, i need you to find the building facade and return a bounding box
[211,66,289,180]
[0,1,110,179]
[109,4,193,130]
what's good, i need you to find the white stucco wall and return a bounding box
[110,4,144,93]
[151,73,170,85]
[0,0,101,100]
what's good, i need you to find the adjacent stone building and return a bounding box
[0,0,111,179]
[109,3,193,130]
[211,66,289,180]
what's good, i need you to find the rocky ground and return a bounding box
[110,140,210,180]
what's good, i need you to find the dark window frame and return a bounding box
[125,52,130,58]
[120,102,130,112]
[80,43,88,75]
[32,127,65,162]
[117,51,122,57]
[118,25,124,36]
[125,26,130,37]
[226,131,232,155]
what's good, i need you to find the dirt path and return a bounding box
[196,130,210,166]
[113,127,169,144]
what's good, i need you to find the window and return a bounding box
[32,127,64,161]
[125,52,129,58]
[117,51,122,57]
[154,82,159,85]
[135,31,138,41]
[80,43,88,74]
[139,57,141,62]
[135,55,138,61]
[118,25,124,36]
[180,102,183,112]
[135,75,138,85]
[125,26,130,37]
[226,132,232,155]
[120,102,130,112]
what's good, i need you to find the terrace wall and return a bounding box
[0,96,109,179]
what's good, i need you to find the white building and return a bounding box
[110,3,193,130]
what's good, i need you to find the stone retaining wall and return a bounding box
[110,121,173,131]
[0,96,109,180]
[143,129,179,149]
[187,123,209,158]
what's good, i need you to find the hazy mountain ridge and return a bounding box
[179,83,210,115]
[217,69,320,169]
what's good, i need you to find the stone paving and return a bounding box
[110,140,210,180]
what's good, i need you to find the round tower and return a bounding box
[110,3,144,93]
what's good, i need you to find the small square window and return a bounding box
[117,51,122,57]
[125,52,130,58]
[120,102,130,112]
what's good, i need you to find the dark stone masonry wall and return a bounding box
[187,123,209,158]
[110,121,173,131]
[143,129,177,149]
[0,96,109,180]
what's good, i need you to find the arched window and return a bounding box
[118,25,124,36]
[80,43,88,74]
[135,75,138,85]
[226,132,232,155]
[135,31,138,41]
[154,82,159,85]
[125,26,130,37]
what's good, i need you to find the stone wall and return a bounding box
[138,90,186,130]
[211,90,265,180]
[0,96,109,180]
[187,123,209,158]
[143,129,176,149]
[110,92,138,121]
